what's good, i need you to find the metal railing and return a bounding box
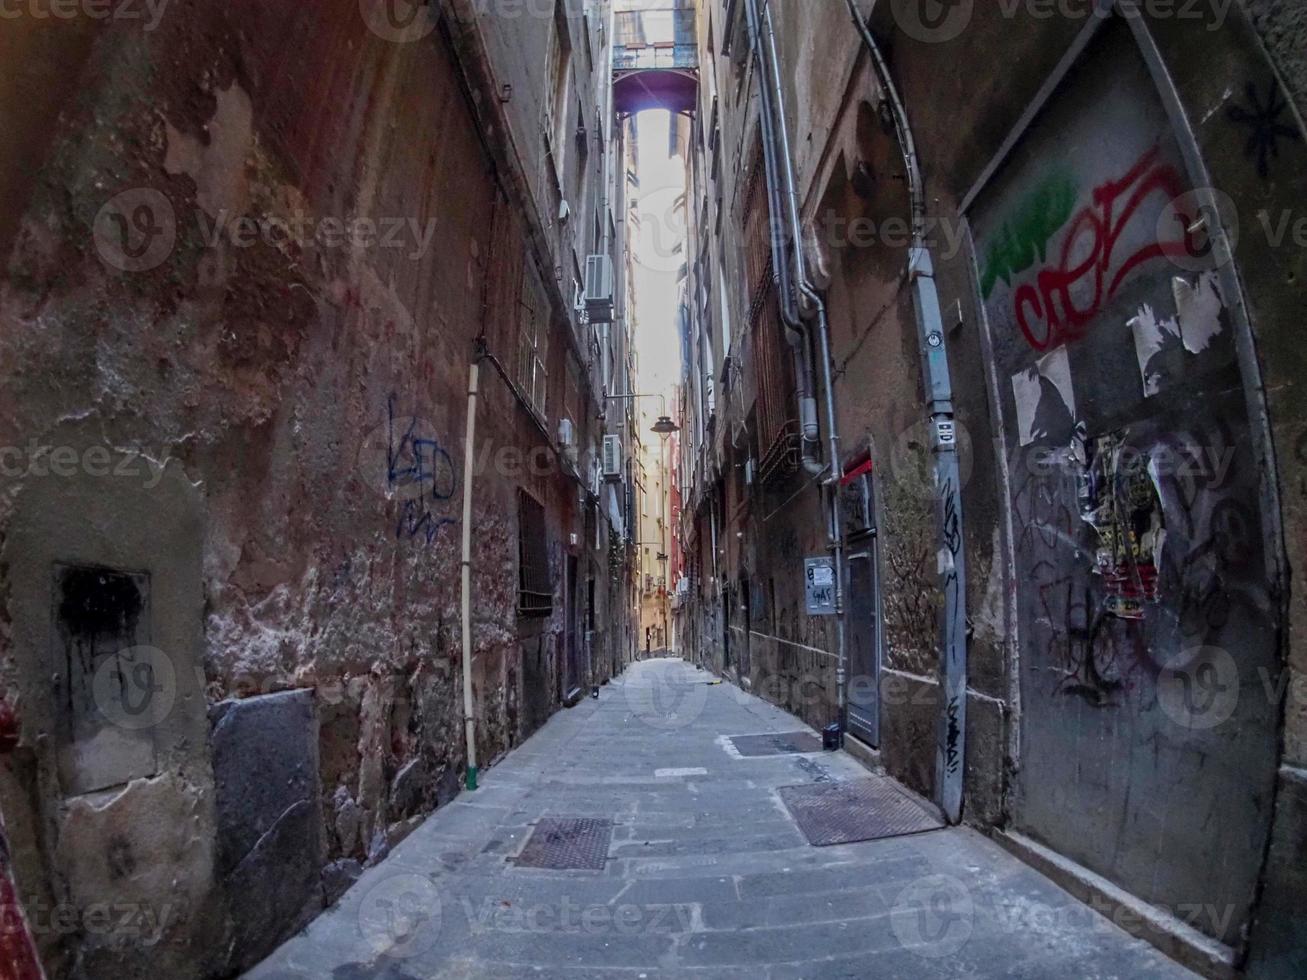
[614,6,697,73]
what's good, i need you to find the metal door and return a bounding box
[845,548,881,747]
[842,468,882,747]
[563,555,581,701]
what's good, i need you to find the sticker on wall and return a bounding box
[1011,346,1077,447]
[1128,272,1225,397]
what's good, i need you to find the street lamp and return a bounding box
[605,392,680,435]
[609,392,681,654]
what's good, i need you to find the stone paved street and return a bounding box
[246,660,1195,979]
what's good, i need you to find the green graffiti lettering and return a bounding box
[980,171,1079,298]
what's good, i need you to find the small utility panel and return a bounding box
[804,557,837,617]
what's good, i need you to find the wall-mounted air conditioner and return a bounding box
[602,435,623,481]
[584,254,615,324]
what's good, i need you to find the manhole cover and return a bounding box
[729,731,824,756]
[778,778,944,846]
[513,817,613,870]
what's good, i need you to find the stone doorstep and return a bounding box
[993,829,1238,980]
[840,730,884,775]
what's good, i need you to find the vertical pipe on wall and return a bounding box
[744,0,820,461]
[745,0,850,732]
[460,361,481,791]
[844,0,967,824]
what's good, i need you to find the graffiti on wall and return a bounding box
[980,169,1078,300]
[970,32,1282,940]
[996,146,1204,352]
[1225,79,1301,179]
[385,394,458,548]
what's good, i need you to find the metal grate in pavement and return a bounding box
[778,778,944,846]
[729,731,824,756]
[512,817,613,870]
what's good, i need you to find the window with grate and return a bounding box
[518,491,553,618]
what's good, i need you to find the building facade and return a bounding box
[0,1,639,977]
[675,1,1307,975]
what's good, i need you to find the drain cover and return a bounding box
[729,731,824,756]
[513,817,613,870]
[778,778,943,846]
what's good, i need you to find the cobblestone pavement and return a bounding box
[246,659,1195,979]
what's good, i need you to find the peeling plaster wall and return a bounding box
[0,2,626,977]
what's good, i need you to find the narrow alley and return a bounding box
[246,659,1192,979]
[0,0,1305,979]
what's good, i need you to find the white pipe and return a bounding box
[460,361,481,791]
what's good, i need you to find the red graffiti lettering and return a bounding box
[1014,146,1195,351]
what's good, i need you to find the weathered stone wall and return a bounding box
[0,1,627,977]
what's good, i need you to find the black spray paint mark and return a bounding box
[1226,79,1301,179]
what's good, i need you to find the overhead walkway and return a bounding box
[613,3,699,116]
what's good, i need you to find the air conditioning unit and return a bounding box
[558,417,576,451]
[602,435,623,481]
[584,254,615,323]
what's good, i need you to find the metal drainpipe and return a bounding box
[459,360,481,791]
[745,0,850,732]
[844,0,967,825]
[744,0,821,467]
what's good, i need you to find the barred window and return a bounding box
[517,491,553,618]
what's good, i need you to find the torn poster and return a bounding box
[1012,346,1077,447]
[1128,271,1225,397]
[1076,430,1166,620]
